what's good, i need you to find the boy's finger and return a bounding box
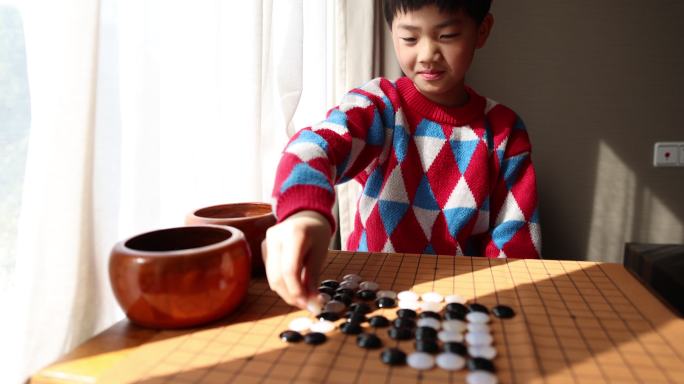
[263,233,294,305]
[281,236,307,309]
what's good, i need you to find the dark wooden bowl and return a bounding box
[109,225,250,329]
[185,202,276,277]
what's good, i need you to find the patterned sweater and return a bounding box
[272,77,541,258]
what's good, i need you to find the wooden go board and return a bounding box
[97,251,684,384]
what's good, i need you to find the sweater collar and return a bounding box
[396,77,486,126]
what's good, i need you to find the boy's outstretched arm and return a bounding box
[265,78,397,309]
[262,210,331,309]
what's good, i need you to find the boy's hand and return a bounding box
[262,210,332,310]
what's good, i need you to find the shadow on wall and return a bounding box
[469,0,684,262]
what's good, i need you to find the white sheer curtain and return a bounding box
[0,0,328,382]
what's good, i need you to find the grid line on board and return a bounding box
[209,282,294,383]
[315,251,389,384]
[597,262,684,362]
[582,262,679,383]
[289,251,373,384]
[254,250,358,384]
[345,252,391,384]
[537,260,614,383]
[485,258,516,384]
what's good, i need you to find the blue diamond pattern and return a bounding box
[379,200,409,236]
[443,207,477,237]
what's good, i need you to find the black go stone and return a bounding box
[445,303,468,316]
[468,357,496,373]
[419,311,441,320]
[368,315,390,328]
[349,302,372,314]
[468,303,489,314]
[318,286,335,297]
[317,312,341,322]
[333,293,353,306]
[320,279,339,289]
[357,333,383,349]
[415,326,438,341]
[492,305,516,319]
[279,330,303,343]
[375,297,396,309]
[396,308,417,319]
[388,326,414,340]
[444,310,466,321]
[357,289,377,301]
[304,332,327,345]
[444,342,467,356]
[392,317,416,329]
[415,339,440,354]
[381,347,407,366]
[444,311,465,320]
[340,322,363,335]
[335,287,355,296]
[346,312,367,324]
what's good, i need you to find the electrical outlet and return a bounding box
[653,142,683,167]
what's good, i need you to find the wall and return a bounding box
[469,0,684,261]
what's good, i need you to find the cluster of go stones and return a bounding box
[279,274,515,384]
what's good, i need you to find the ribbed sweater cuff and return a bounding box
[275,187,337,234]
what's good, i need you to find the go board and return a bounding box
[99,251,684,384]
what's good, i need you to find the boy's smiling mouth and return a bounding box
[417,70,445,81]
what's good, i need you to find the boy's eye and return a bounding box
[440,33,460,39]
[400,37,417,43]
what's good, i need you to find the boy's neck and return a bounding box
[416,81,469,108]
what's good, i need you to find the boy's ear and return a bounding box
[476,13,494,49]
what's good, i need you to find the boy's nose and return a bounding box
[417,40,441,64]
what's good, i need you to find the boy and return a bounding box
[264,0,541,309]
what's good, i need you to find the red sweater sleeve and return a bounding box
[271,78,399,230]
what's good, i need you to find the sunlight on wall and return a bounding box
[587,141,683,262]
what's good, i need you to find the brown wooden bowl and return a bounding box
[109,225,250,329]
[185,202,276,277]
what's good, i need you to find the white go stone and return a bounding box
[444,294,465,304]
[407,352,435,370]
[343,273,362,282]
[442,319,467,333]
[466,331,494,346]
[324,300,346,314]
[359,281,379,291]
[417,317,441,330]
[421,291,443,303]
[435,353,466,371]
[466,311,490,324]
[397,290,419,302]
[468,345,498,359]
[310,320,336,334]
[466,370,498,384]
[376,290,397,299]
[438,330,464,343]
[398,300,420,310]
[467,323,490,333]
[288,317,313,332]
[420,301,442,312]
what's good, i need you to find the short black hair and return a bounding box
[383,0,492,27]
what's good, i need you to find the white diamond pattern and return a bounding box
[444,178,477,209]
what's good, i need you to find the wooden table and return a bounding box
[31,251,684,384]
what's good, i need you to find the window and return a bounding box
[0,6,30,292]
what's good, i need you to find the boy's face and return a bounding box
[391,5,493,107]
